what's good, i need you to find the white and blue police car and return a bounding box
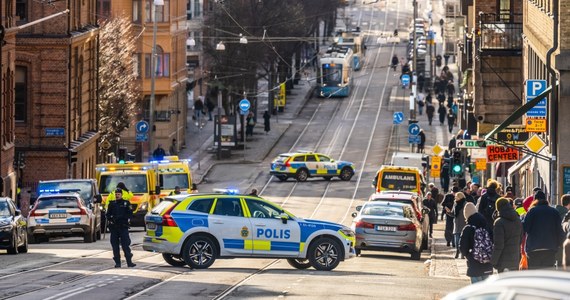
[142,191,356,270]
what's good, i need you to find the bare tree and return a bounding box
[97,15,140,155]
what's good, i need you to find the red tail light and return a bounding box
[355,220,375,229]
[284,157,292,167]
[29,209,40,217]
[162,204,178,227]
[70,207,88,215]
[398,223,417,231]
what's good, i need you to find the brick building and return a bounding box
[15,0,100,190]
[102,0,188,159]
[0,0,18,199]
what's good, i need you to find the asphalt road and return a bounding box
[0,0,469,299]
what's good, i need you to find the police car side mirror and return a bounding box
[356,205,362,211]
[279,213,288,224]
[351,212,357,218]
[93,195,102,204]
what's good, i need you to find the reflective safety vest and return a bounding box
[105,190,134,210]
[515,206,526,216]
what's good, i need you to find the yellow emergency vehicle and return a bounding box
[151,156,193,197]
[372,165,427,196]
[95,162,160,226]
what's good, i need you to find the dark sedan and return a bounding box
[0,198,28,254]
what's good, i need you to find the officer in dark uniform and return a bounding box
[106,188,136,268]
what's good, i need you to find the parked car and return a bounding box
[369,191,429,250]
[443,270,570,300]
[28,192,99,243]
[0,198,28,254]
[351,201,423,260]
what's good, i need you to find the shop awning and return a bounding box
[484,86,552,141]
[507,155,533,178]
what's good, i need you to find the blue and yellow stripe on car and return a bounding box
[223,239,304,251]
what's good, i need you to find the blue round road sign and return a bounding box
[401,74,411,86]
[408,123,420,136]
[393,112,404,125]
[136,120,149,133]
[239,99,251,111]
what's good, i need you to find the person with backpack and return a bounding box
[460,202,494,283]
[452,192,468,258]
[523,191,566,269]
[491,197,523,273]
[442,187,457,246]
[477,180,500,231]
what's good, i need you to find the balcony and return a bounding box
[478,13,522,55]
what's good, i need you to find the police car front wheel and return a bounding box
[182,235,218,269]
[308,237,342,271]
[296,169,309,182]
[339,167,354,181]
[287,258,311,269]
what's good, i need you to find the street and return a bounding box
[0,0,471,299]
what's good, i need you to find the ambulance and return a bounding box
[372,165,427,196]
[95,162,160,226]
[152,156,193,197]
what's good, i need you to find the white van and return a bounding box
[391,152,426,170]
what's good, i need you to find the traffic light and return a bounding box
[118,147,127,162]
[421,155,430,170]
[69,150,78,165]
[451,150,463,177]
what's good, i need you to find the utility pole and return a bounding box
[411,0,418,121]
[149,0,163,159]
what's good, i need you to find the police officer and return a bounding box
[106,188,136,268]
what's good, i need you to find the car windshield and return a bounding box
[362,205,404,217]
[159,173,189,190]
[37,197,79,209]
[99,174,148,194]
[0,201,10,216]
[38,181,93,203]
[380,171,418,191]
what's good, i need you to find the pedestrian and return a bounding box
[418,73,425,92]
[249,188,259,196]
[514,198,526,216]
[523,187,542,212]
[440,161,450,193]
[194,97,204,121]
[477,179,500,231]
[205,97,215,121]
[491,197,523,273]
[423,192,438,238]
[106,188,136,268]
[459,202,494,283]
[438,103,446,125]
[523,191,566,269]
[169,139,178,156]
[429,183,440,205]
[105,182,134,210]
[417,129,426,153]
[504,186,514,200]
[417,92,425,115]
[555,194,570,219]
[152,144,166,161]
[169,186,181,196]
[437,92,446,105]
[446,108,455,134]
[246,112,255,137]
[452,192,468,258]
[447,80,455,97]
[426,102,435,125]
[442,187,458,246]
[190,183,199,194]
[562,211,570,269]
[263,110,271,134]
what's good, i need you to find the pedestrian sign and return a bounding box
[393,112,404,124]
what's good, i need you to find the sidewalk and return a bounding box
[177,72,316,184]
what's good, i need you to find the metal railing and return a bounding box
[479,13,522,51]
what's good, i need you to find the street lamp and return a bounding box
[239,34,248,44]
[216,41,226,51]
[149,0,163,159]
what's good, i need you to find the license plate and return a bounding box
[49,213,67,219]
[146,223,157,230]
[376,225,396,232]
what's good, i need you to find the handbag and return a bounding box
[519,252,528,270]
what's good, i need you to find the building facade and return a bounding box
[0,0,17,199]
[105,0,188,159]
[15,0,100,191]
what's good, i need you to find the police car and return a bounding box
[142,190,356,271]
[270,151,355,182]
[28,190,101,243]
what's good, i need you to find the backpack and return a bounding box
[471,226,493,264]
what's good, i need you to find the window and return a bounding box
[193,0,201,18]
[133,0,141,23]
[213,198,242,217]
[133,54,141,77]
[245,199,283,219]
[318,155,331,162]
[145,46,170,78]
[293,156,305,162]
[97,0,111,20]
[16,0,27,23]
[188,198,214,213]
[306,155,317,162]
[15,66,27,122]
[145,0,170,23]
